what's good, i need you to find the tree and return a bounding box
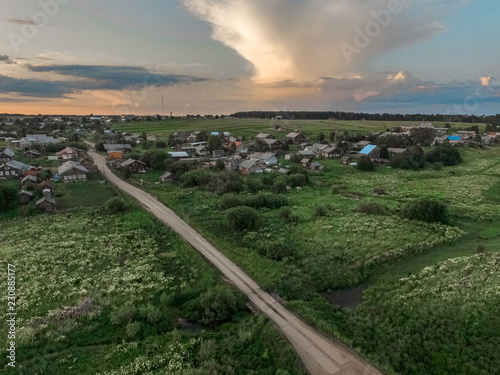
[357,156,375,171]
[402,198,448,224]
[426,145,463,166]
[329,132,336,142]
[199,285,243,325]
[318,132,325,142]
[226,206,260,231]
[380,146,389,159]
[207,135,222,150]
[104,197,128,213]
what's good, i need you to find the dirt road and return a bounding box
[88,147,383,375]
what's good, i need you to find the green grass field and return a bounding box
[113,119,500,375]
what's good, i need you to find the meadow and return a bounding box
[0,205,305,375]
[115,118,500,375]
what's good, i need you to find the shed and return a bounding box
[36,197,56,212]
[18,190,33,205]
[159,171,173,182]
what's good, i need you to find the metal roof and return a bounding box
[447,136,461,141]
[169,152,190,158]
[360,145,377,155]
[58,161,89,175]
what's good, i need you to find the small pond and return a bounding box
[322,285,365,310]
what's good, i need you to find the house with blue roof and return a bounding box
[447,135,462,144]
[359,144,381,159]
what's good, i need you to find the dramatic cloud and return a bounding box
[0,65,206,100]
[25,64,206,90]
[183,0,470,83]
[0,55,15,64]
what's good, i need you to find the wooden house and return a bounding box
[321,147,341,158]
[36,197,56,212]
[107,150,124,159]
[18,190,33,205]
[0,148,15,162]
[120,159,147,174]
[285,132,306,144]
[57,161,89,183]
[238,160,258,175]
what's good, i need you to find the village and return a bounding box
[1,115,500,214]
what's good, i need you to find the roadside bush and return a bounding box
[426,145,463,166]
[357,156,375,171]
[199,285,243,325]
[402,198,448,224]
[226,206,260,231]
[220,194,244,210]
[357,202,388,216]
[104,197,128,214]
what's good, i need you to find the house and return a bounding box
[195,145,210,156]
[103,144,133,152]
[82,163,99,174]
[225,155,242,171]
[36,196,56,212]
[342,156,352,165]
[24,150,41,159]
[387,148,408,157]
[120,159,147,174]
[18,190,33,205]
[301,158,312,168]
[285,132,306,144]
[0,160,30,180]
[107,150,124,159]
[255,133,275,140]
[481,135,496,146]
[57,161,89,183]
[433,136,448,146]
[297,150,315,159]
[447,135,462,144]
[321,147,341,159]
[238,160,259,175]
[277,168,289,175]
[0,148,15,162]
[159,171,173,183]
[188,131,202,142]
[355,141,371,150]
[249,152,278,166]
[24,134,60,146]
[21,175,38,188]
[37,180,53,192]
[359,145,381,159]
[169,152,190,160]
[226,141,249,154]
[56,147,79,160]
[263,139,284,150]
[310,161,323,171]
[213,150,225,158]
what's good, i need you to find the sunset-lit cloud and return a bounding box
[481,76,492,86]
[182,0,471,83]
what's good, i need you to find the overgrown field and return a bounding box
[117,120,500,375]
[0,208,304,375]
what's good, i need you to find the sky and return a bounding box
[0,0,499,116]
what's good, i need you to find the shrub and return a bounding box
[125,321,142,338]
[104,197,128,214]
[314,205,329,217]
[220,194,244,210]
[199,285,243,325]
[288,174,307,187]
[357,156,375,171]
[181,170,211,187]
[272,180,287,194]
[426,145,463,166]
[246,178,265,193]
[402,198,448,224]
[110,304,137,325]
[226,206,260,231]
[244,193,288,210]
[357,202,388,215]
[433,162,444,171]
[279,207,292,221]
[391,148,426,170]
[263,240,295,261]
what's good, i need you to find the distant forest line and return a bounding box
[230,111,500,123]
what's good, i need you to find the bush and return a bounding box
[220,194,244,210]
[110,304,137,325]
[391,148,426,170]
[272,180,287,194]
[244,193,288,209]
[262,240,295,261]
[226,206,260,231]
[402,198,448,224]
[433,162,444,171]
[199,285,243,325]
[357,202,388,215]
[279,207,292,221]
[181,170,212,187]
[125,321,142,338]
[288,173,307,187]
[426,145,463,166]
[357,156,375,171]
[104,197,128,214]
[314,205,329,217]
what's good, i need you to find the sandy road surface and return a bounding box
[87,146,383,375]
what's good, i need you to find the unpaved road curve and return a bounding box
[88,147,383,375]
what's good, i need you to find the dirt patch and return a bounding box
[322,286,365,310]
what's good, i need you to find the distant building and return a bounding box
[120,159,147,174]
[57,161,89,183]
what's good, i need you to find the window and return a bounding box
[64,176,68,180]
[73,175,77,179]
[0,172,3,176]
[6,171,9,176]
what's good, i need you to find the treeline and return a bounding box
[231,111,500,124]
